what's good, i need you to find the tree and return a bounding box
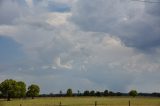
[60,90,62,95]
[0,79,18,101]
[77,90,80,96]
[0,91,2,98]
[104,90,109,96]
[90,90,95,96]
[109,91,115,96]
[83,90,90,96]
[116,92,122,96]
[59,90,63,96]
[129,90,138,97]
[17,81,26,98]
[66,88,72,96]
[95,91,102,97]
[27,84,40,99]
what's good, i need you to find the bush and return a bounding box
[129,90,138,97]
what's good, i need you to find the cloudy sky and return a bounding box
[0,0,160,94]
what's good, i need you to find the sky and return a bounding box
[0,0,160,94]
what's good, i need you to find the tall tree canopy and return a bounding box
[17,81,26,98]
[27,84,40,99]
[0,79,26,101]
[66,88,73,96]
[129,90,138,97]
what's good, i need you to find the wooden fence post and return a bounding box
[59,101,61,106]
[95,101,97,106]
[20,104,22,106]
[129,100,130,106]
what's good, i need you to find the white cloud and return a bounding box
[0,0,23,25]
[71,0,160,51]
[25,0,34,8]
[54,57,72,69]
[0,0,160,93]
[0,25,17,36]
[46,12,71,26]
[53,0,76,4]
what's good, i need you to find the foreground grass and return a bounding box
[0,97,160,106]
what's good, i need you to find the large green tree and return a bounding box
[66,88,73,96]
[129,90,138,97]
[27,84,40,99]
[0,79,18,101]
[17,81,26,98]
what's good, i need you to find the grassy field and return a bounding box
[0,97,160,106]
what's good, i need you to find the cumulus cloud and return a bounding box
[0,0,24,25]
[71,0,160,51]
[0,0,160,93]
[54,57,73,69]
[25,0,34,8]
[0,25,17,35]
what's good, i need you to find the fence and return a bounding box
[18,100,133,106]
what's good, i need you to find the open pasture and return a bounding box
[0,97,160,106]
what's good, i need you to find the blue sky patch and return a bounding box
[48,2,71,12]
[0,36,25,64]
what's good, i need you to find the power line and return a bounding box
[131,0,160,3]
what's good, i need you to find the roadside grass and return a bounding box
[0,97,160,106]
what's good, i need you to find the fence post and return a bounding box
[59,101,61,106]
[20,104,22,106]
[129,100,130,106]
[95,101,97,106]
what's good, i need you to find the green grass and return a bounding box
[0,97,160,106]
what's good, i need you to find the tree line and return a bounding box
[0,79,40,101]
[43,89,160,98]
[41,89,139,97]
[1,79,160,101]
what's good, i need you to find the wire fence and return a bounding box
[1,98,160,106]
[15,100,160,106]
